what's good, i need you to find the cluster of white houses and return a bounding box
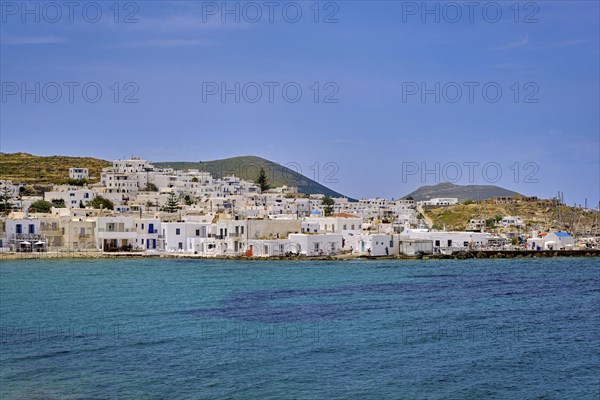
[0,158,577,256]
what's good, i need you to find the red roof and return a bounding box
[333,213,356,218]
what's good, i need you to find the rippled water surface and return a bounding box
[1,258,599,399]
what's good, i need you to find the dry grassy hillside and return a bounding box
[424,201,600,235]
[0,153,111,184]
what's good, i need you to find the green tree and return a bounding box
[61,178,89,186]
[163,193,180,213]
[0,187,15,214]
[183,194,194,206]
[322,196,335,216]
[51,198,66,208]
[90,196,114,210]
[191,177,199,183]
[29,200,53,213]
[255,168,271,192]
[144,183,158,192]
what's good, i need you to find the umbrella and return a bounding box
[35,241,45,245]
[20,241,31,245]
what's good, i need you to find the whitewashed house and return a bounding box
[69,168,89,180]
[44,186,96,208]
[5,218,47,252]
[544,232,575,250]
[96,216,137,251]
[345,233,399,256]
[399,239,433,256]
[288,233,343,256]
[247,239,291,257]
[400,229,488,252]
[133,218,161,251]
[162,222,201,252]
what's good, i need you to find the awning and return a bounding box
[35,241,45,245]
[20,241,31,245]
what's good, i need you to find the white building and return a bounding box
[399,239,433,256]
[418,198,459,207]
[345,233,398,256]
[288,233,342,256]
[133,218,161,251]
[499,216,523,227]
[247,239,291,257]
[400,229,488,252]
[44,186,96,208]
[544,232,575,250]
[162,222,207,253]
[96,216,137,251]
[69,168,89,180]
[4,218,47,252]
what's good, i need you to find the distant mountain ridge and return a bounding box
[154,156,350,199]
[404,182,522,202]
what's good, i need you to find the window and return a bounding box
[176,228,181,235]
[16,224,22,234]
[178,242,183,250]
[464,242,469,247]
[435,240,440,247]
[29,224,35,234]
[447,240,452,247]
[196,229,200,236]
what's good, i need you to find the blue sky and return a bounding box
[1,1,598,205]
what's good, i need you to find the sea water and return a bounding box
[1,258,599,399]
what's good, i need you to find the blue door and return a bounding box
[149,223,154,233]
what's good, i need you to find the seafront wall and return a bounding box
[1,250,598,261]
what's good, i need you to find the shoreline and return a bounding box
[1,249,599,261]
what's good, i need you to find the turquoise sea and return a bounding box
[1,258,599,399]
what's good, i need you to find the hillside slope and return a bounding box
[0,153,110,183]
[154,156,350,199]
[424,201,598,234]
[0,153,350,198]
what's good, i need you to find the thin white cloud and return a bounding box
[547,39,590,48]
[116,38,216,48]
[1,35,66,45]
[130,15,250,32]
[492,34,529,50]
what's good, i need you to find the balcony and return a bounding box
[98,228,134,233]
[12,234,44,241]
